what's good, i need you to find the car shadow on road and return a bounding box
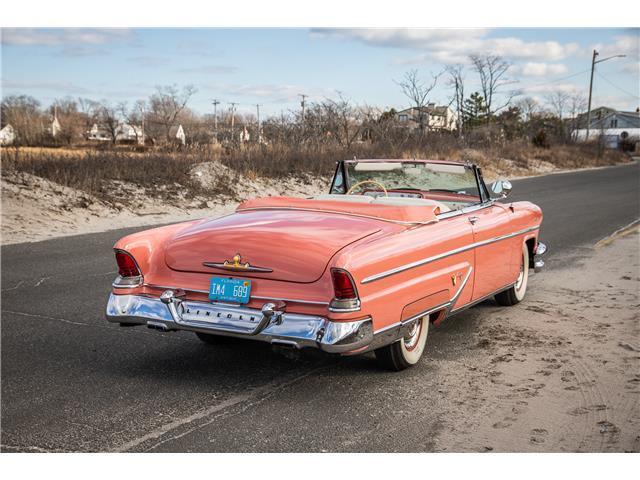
[104,299,500,384]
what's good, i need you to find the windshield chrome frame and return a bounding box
[330,160,491,211]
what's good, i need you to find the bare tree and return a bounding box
[119,100,147,144]
[516,97,539,123]
[396,69,442,134]
[148,84,197,142]
[446,64,465,137]
[545,90,570,120]
[567,93,587,142]
[97,102,120,145]
[1,95,46,145]
[469,54,516,120]
[319,94,363,149]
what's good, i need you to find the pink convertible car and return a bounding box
[106,159,545,370]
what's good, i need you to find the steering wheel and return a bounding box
[347,180,388,197]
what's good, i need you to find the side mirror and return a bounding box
[490,179,512,199]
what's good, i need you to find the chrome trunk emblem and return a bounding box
[203,253,273,273]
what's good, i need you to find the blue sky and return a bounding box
[1,28,638,117]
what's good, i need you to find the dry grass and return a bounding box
[1,140,629,207]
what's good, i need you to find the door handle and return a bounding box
[468,216,479,225]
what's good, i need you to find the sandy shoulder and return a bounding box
[431,228,640,452]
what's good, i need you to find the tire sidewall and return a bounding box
[514,244,529,302]
[399,315,429,365]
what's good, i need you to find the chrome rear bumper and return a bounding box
[105,293,374,354]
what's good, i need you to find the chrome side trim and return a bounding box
[142,283,330,306]
[374,301,452,335]
[450,282,516,314]
[237,206,439,226]
[444,266,474,315]
[361,225,540,284]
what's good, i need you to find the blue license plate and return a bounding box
[209,277,251,304]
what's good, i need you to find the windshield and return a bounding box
[331,161,483,211]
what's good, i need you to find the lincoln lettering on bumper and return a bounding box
[105,292,374,353]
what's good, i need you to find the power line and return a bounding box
[524,68,592,89]
[595,71,640,99]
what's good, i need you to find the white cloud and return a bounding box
[521,82,582,95]
[511,62,569,77]
[312,28,580,63]
[1,28,133,46]
[620,61,640,75]
[589,33,639,59]
[1,79,91,94]
[178,65,238,74]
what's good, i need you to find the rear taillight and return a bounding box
[331,269,357,299]
[329,269,360,312]
[115,250,141,277]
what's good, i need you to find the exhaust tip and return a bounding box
[147,321,169,332]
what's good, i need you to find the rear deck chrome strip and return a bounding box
[361,225,540,284]
[142,283,330,306]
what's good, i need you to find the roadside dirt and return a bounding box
[430,228,640,452]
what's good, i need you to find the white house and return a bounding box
[115,123,143,143]
[395,104,458,132]
[0,124,16,145]
[168,124,186,145]
[573,107,640,147]
[87,122,144,143]
[87,123,111,141]
[50,114,61,138]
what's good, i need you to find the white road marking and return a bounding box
[112,368,323,452]
[595,218,640,248]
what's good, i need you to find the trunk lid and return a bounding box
[164,209,383,283]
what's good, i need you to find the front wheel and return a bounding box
[375,315,429,371]
[495,243,529,306]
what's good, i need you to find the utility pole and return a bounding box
[586,50,598,141]
[211,99,220,141]
[228,102,238,139]
[299,94,307,122]
[255,104,262,143]
[139,103,145,146]
[585,49,626,141]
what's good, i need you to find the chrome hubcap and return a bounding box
[403,320,421,351]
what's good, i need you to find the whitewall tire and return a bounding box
[375,315,429,371]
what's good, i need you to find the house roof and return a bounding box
[396,105,451,116]
[169,125,184,136]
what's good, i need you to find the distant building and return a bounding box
[50,110,62,138]
[0,124,16,145]
[115,123,143,143]
[239,126,250,143]
[87,123,111,142]
[169,124,186,146]
[395,104,458,132]
[572,107,640,148]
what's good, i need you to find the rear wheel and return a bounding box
[495,243,529,306]
[375,315,429,371]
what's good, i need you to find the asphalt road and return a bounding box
[1,161,639,452]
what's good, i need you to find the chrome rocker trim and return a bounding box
[106,292,375,354]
